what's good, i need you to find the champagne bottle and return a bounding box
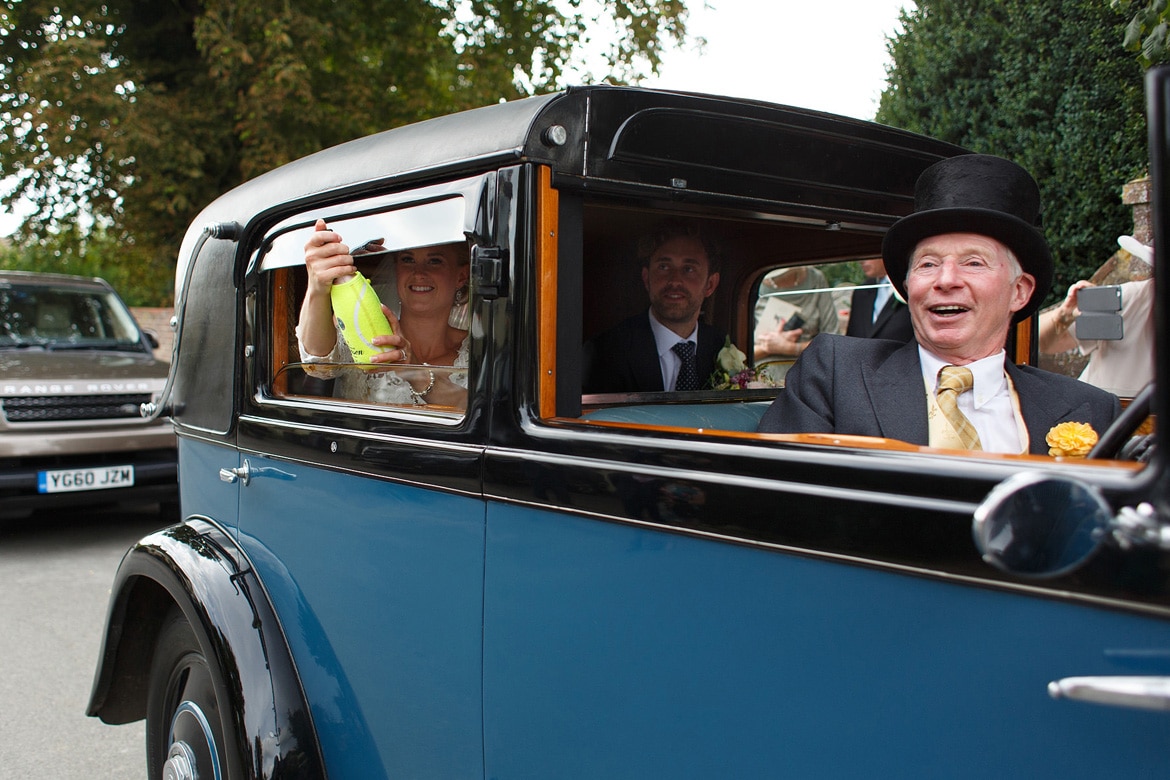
[330,271,394,363]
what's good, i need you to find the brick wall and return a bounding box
[131,306,175,362]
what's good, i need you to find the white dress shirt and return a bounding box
[918,347,1025,453]
[872,277,893,324]
[648,311,699,391]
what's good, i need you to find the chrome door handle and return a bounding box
[1049,675,1170,711]
[218,459,251,486]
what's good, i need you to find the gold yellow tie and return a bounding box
[937,365,982,450]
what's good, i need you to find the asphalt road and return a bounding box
[0,502,173,778]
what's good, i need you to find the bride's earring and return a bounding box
[449,284,470,329]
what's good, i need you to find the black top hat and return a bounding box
[881,154,1053,323]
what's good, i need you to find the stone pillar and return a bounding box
[1122,176,1152,246]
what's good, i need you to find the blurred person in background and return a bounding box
[753,265,839,383]
[846,257,913,342]
[1038,235,1154,397]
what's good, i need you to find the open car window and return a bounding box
[562,196,1151,468]
[254,183,484,423]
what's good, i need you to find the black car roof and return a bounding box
[178,85,965,266]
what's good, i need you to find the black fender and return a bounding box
[86,518,326,779]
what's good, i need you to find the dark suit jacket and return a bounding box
[583,311,727,393]
[757,335,1120,455]
[846,281,914,342]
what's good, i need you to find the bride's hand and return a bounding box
[303,219,356,297]
[370,308,411,363]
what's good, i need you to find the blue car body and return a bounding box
[89,79,1170,778]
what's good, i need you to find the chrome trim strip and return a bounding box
[233,415,484,499]
[237,414,482,455]
[490,444,976,514]
[249,396,467,428]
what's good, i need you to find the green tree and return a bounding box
[0,226,173,306]
[877,0,1148,302]
[0,0,688,304]
[1113,0,1170,66]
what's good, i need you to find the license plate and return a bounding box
[37,465,135,494]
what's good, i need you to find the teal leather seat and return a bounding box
[583,401,771,432]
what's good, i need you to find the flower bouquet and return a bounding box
[707,337,778,390]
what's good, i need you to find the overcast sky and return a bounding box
[0,2,910,236]
[641,0,911,119]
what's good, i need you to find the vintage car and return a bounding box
[88,74,1170,778]
[0,270,176,518]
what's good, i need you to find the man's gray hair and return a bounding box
[1003,246,1024,280]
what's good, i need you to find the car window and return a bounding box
[574,197,877,388]
[257,193,475,421]
[561,197,1149,467]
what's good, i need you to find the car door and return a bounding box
[480,159,1170,776]
[234,179,494,778]
[483,437,1170,777]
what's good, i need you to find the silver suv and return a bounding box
[0,270,176,518]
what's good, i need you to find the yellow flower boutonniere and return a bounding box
[1045,421,1098,458]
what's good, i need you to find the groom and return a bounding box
[583,219,727,394]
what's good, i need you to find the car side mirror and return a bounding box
[973,473,1112,578]
[974,472,1170,579]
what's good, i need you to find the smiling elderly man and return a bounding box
[757,154,1119,454]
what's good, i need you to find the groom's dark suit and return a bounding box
[583,311,727,393]
[757,335,1119,454]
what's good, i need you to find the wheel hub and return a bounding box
[164,700,223,780]
[162,741,197,780]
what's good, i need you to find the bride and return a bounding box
[296,218,471,409]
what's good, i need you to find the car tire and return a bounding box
[146,607,235,780]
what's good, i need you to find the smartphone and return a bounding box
[782,314,805,331]
[1076,312,1124,340]
[1075,285,1123,340]
[1077,284,1122,312]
